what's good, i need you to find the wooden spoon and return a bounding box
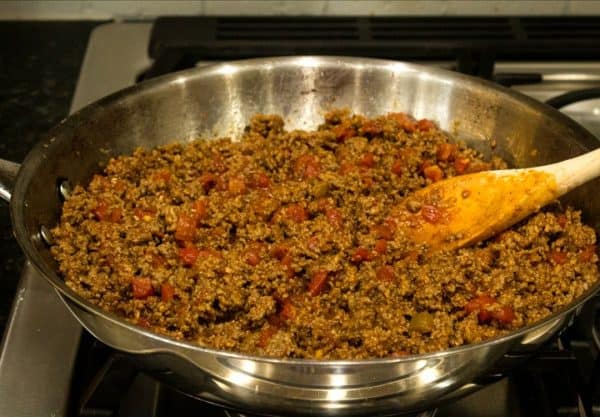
[396,148,600,251]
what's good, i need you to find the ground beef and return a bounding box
[50,110,599,359]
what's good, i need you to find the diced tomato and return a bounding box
[360,120,383,137]
[132,277,154,299]
[199,173,218,193]
[227,175,247,195]
[423,165,444,182]
[372,224,394,240]
[550,250,568,265]
[178,246,200,266]
[351,247,374,263]
[285,204,308,223]
[279,299,296,321]
[281,253,294,278]
[376,265,395,282]
[579,244,596,262]
[174,214,196,242]
[245,251,261,266]
[478,309,493,324]
[454,157,471,175]
[358,152,376,168]
[436,143,458,162]
[464,294,496,314]
[419,159,433,173]
[492,306,515,325]
[294,154,321,179]
[110,207,122,223]
[93,201,122,223]
[152,169,171,182]
[151,254,166,269]
[391,159,403,176]
[421,205,442,224]
[325,208,343,228]
[192,199,208,223]
[308,270,329,296]
[374,239,387,254]
[339,162,355,175]
[161,283,175,302]
[332,125,356,143]
[271,244,289,260]
[465,293,498,324]
[257,325,279,348]
[387,112,416,132]
[249,172,271,189]
[416,119,435,132]
[557,214,567,229]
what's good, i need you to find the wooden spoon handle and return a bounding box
[538,147,600,195]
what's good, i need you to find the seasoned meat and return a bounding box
[51,110,599,359]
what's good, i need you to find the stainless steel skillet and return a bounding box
[1,56,599,416]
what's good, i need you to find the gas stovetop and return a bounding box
[1,19,600,417]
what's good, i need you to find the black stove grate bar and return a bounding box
[139,17,600,82]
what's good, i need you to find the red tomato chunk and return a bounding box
[294,154,321,179]
[161,283,175,302]
[285,204,308,223]
[332,125,356,142]
[199,173,218,192]
[454,157,470,175]
[308,270,329,296]
[492,306,515,325]
[374,239,387,254]
[550,250,568,265]
[376,265,395,282]
[174,214,197,242]
[423,165,444,182]
[132,277,154,299]
[178,246,200,266]
[416,119,435,132]
[93,201,122,223]
[391,159,403,176]
[436,143,458,162]
[421,205,442,224]
[358,153,376,168]
[351,247,374,263]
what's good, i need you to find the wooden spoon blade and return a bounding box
[396,169,560,251]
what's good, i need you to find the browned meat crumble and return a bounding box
[51,110,599,359]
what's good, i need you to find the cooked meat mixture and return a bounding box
[51,110,599,359]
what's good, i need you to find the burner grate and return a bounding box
[138,17,600,82]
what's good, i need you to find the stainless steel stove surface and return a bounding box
[1,20,600,417]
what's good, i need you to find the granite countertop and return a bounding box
[0,21,103,334]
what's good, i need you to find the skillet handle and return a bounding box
[0,158,20,202]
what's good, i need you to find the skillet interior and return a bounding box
[10,56,600,415]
